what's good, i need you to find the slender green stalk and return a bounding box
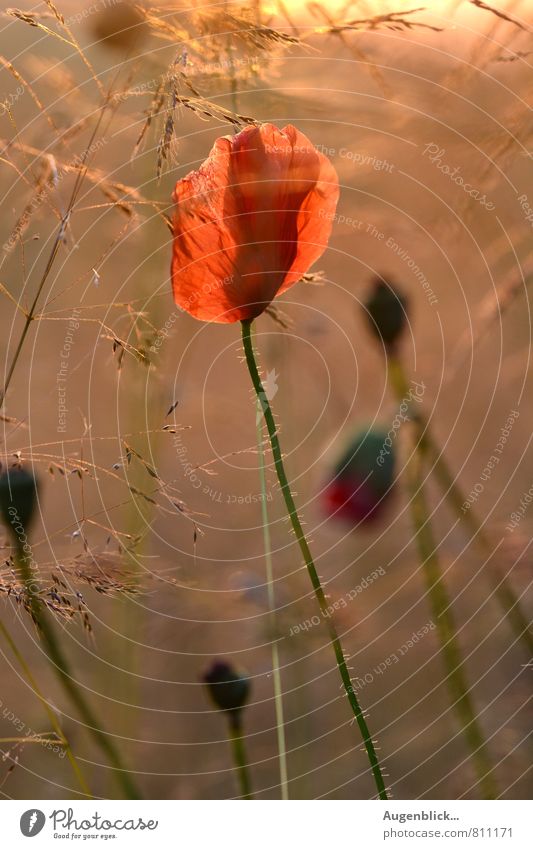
[14,546,141,799]
[228,714,254,799]
[256,394,289,800]
[241,319,388,800]
[0,100,112,411]
[0,735,63,745]
[0,617,92,797]
[404,449,498,798]
[0,226,64,410]
[388,357,533,657]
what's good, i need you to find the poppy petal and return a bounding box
[171,124,339,323]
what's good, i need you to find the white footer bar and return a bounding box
[2,800,530,848]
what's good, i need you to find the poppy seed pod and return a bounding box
[364,276,408,352]
[0,466,39,541]
[323,428,395,526]
[203,660,250,723]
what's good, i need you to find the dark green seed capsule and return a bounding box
[364,276,408,352]
[0,467,39,541]
[203,660,250,721]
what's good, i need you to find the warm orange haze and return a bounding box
[0,0,532,805]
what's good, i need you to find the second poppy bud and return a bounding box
[363,275,408,353]
[0,466,39,543]
[203,660,251,728]
[322,428,395,526]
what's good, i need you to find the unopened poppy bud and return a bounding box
[323,428,395,525]
[203,660,250,724]
[0,467,39,541]
[364,276,408,352]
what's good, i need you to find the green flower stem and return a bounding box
[241,319,388,800]
[0,102,110,411]
[228,714,254,799]
[256,393,289,800]
[388,356,533,658]
[0,617,92,797]
[405,449,498,798]
[14,545,141,799]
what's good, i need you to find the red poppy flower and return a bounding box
[171,123,339,323]
[323,477,387,526]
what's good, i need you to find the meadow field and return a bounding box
[0,0,532,800]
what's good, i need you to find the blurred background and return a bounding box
[0,0,532,799]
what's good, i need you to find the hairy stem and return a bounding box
[14,545,141,799]
[405,450,498,798]
[241,319,388,799]
[0,617,92,797]
[388,356,533,658]
[228,714,254,800]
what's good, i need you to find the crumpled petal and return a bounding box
[171,123,339,323]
